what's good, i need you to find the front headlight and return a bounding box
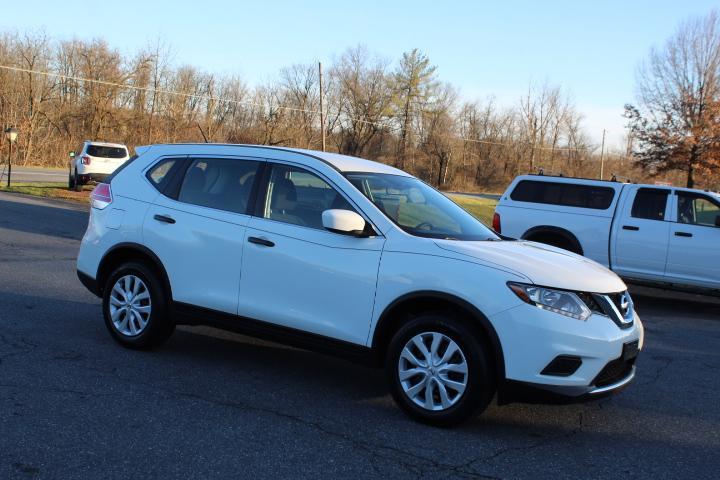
[508,282,592,321]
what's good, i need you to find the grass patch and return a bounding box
[0,182,91,202]
[448,194,497,225]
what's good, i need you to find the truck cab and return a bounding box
[494,175,720,292]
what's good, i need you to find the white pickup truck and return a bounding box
[493,175,720,292]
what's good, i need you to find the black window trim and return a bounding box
[253,160,381,236]
[509,179,617,211]
[672,190,720,228]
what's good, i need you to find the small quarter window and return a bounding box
[146,158,180,193]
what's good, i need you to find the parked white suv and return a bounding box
[70,141,129,191]
[76,144,644,425]
[494,175,720,292]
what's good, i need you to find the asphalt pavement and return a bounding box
[0,191,719,479]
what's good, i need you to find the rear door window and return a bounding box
[87,145,128,158]
[510,180,615,210]
[177,158,260,214]
[631,188,669,221]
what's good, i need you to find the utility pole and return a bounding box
[318,62,326,152]
[599,128,606,180]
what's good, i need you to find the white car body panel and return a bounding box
[77,144,645,396]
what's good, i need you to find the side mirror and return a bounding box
[322,209,368,237]
[715,215,720,227]
[69,151,75,158]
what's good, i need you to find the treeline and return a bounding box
[1,31,645,190]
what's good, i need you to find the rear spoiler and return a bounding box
[134,145,153,157]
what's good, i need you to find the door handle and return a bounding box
[153,214,176,224]
[248,236,275,247]
[622,225,639,231]
[674,231,693,237]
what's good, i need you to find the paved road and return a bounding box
[1,167,68,184]
[1,191,719,479]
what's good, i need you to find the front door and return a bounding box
[237,163,384,345]
[665,192,720,288]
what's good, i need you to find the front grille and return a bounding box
[591,291,634,329]
[607,292,631,318]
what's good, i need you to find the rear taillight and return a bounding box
[492,212,501,233]
[90,183,112,209]
[81,155,91,165]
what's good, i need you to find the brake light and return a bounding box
[90,183,112,209]
[81,155,91,165]
[492,212,501,233]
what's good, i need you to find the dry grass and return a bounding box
[0,182,91,203]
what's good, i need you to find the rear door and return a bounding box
[612,187,671,280]
[237,162,384,345]
[664,192,720,288]
[143,156,262,314]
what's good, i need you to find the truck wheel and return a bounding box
[102,261,175,350]
[386,314,496,426]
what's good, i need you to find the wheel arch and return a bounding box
[521,225,584,255]
[96,243,172,300]
[371,291,506,382]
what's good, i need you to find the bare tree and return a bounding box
[625,10,720,188]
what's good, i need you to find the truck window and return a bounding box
[677,193,720,227]
[509,180,615,210]
[631,188,669,221]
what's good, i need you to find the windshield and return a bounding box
[346,173,499,241]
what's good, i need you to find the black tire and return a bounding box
[74,170,82,192]
[386,314,496,427]
[102,261,174,349]
[68,173,75,190]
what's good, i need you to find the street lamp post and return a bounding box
[4,127,19,188]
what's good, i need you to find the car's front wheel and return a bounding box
[102,262,174,349]
[386,314,496,426]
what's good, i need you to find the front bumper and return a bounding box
[491,302,644,399]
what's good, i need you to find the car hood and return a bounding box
[434,239,626,293]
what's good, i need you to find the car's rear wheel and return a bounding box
[102,262,174,349]
[386,314,496,426]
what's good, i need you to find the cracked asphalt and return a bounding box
[1,191,719,479]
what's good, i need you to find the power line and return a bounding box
[0,64,591,152]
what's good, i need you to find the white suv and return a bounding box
[70,141,129,191]
[76,144,644,425]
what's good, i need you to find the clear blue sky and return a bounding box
[2,0,717,149]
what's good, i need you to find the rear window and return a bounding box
[87,145,128,158]
[510,180,615,210]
